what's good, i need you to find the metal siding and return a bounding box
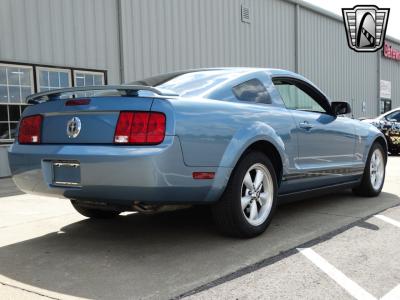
[0,0,120,83]
[381,40,400,110]
[0,0,398,112]
[1,0,400,178]
[120,0,296,82]
[0,0,398,111]
[298,7,378,118]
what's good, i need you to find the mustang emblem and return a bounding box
[66,117,81,138]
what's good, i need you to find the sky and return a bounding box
[303,0,400,40]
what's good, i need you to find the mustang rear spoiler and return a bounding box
[26,85,178,104]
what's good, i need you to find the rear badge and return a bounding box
[66,117,82,138]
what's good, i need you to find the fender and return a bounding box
[357,122,387,164]
[365,131,388,160]
[219,121,289,173]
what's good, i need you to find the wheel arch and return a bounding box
[373,136,388,163]
[236,140,283,187]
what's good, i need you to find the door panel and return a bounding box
[290,110,357,169]
[273,77,358,192]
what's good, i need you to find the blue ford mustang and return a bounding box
[8,68,387,237]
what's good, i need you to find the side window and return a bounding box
[232,79,271,104]
[274,82,326,113]
[386,111,400,122]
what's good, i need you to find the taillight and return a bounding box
[114,112,166,145]
[18,115,43,144]
[147,113,166,144]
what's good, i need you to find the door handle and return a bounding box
[299,121,313,130]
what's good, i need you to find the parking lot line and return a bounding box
[298,248,376,300]
[381,285,400,300]
[375,215,400,228]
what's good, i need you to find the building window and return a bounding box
[73,70,105,97]
[0,104,29,142]
[37,67,71,92]
[0,64,34,104]
[380,99,392,114]
[0,63,34,143]
[74,70,105,87]
[0,62,106,144]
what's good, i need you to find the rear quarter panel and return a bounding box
[161,97,298,176]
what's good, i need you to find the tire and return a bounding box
[353,142,386,197]
[70,201,121,219]
[212,151,278,238]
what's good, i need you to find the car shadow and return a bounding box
[0,191,399,299]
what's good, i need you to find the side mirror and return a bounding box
[331,101,351,115]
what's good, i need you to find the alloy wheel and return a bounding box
[370,148,385,191]
[241,163,274,226]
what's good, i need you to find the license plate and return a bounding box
[52,161,81,187]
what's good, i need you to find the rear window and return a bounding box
[130,70,245,97]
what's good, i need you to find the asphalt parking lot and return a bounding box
[0,156,399,300]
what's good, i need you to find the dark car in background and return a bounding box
[362,108,400,155]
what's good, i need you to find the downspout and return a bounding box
[117,0,125,84]
[295,3,300,73]
[377,49,381,116]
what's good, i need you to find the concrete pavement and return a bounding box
[0,177,23,198]
[189,206,400,300]
[0,157,399,299]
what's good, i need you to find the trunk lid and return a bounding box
[32,96,154,144]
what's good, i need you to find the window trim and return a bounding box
[36,66,72,92]
[271,76,333,115]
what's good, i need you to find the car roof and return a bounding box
[129,67,299,84]
[169,67,310,82]
[128,67,314,99]
[172,67,299,77]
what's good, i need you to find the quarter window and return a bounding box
[232,79,271,104]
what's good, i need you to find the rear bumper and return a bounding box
[8,136,231,205]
